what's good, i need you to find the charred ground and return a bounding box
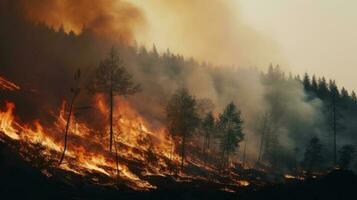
[1,135,356,200]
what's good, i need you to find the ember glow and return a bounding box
[0,76,20,91]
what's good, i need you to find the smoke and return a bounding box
[132,0,284,67]
[0,0,328,170]
[5,0,285,67]
[12,0,145,42]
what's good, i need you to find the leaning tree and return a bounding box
[58,69,81,166]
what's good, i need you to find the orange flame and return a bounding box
[0,98,181,190]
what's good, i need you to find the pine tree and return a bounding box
[340,87,349,101]
[302,73,311,91]
[338,145,355,169]
[317,77,329,99]
[165,88,200,170]
[303,137,324,172]
[89,47,141,152]
[217,102,244,168]
[329,80,340,165]
[201,112,216,154]
[351,91,357,103]
[311,75,318,92]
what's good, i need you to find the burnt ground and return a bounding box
[1,139,357,200]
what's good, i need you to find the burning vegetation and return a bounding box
[0,45,253,190]
[1,0,357,199]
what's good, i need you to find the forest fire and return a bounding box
[0,96,181,190]
[0,67,260,192]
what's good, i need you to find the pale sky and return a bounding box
[238,0,357,91]
[131,0,357,91]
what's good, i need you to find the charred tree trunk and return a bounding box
[202,134,206,154]
[113,133,120,180]
[109,71,114,153]
[242,141,247,168]
[257,130,265,166]
[332,95,337,166]
[58,94,76,166]
[170,135,175,174]
[181,133,187,171]
[203,133,210,154]
[207,134,211,149]
[257,114,268,166]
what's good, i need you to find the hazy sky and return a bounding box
[130,0,357,91]
[238,0,357,91]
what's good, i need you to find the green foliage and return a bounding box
[202,112,216,137]
[217,102,244,162]
[89,47,141,95]
[165,88,200,138]
[201,112,216,150]
[165,88,200,169]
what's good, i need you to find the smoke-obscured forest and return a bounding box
[1,0,357,177]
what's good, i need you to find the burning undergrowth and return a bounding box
[0,92,257,190]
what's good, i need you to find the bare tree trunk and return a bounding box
[257,114,268,166]
[257,131,265,165]
[170,135,174,174]
[332,96,337,166]
[113,133,120,180]
[202,134,206,154]
[242,141,247,169]
[181,133,186,171]
[109,72,114,152]
[58,94,76,166]
[207,134,211,149]
[294,147,298,175]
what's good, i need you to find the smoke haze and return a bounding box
[0,0,344,170]
[12,0,145,42]
[131,0,285,67]
[5,0,285,68]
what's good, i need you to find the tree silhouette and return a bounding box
[351,91,357,103]
[58,69,81,166]
[329,80,341,166]
[165,88,199,170]
[89,47,141,152]
[201,112,216,154]
[338,145,355,169]
[317,77,329,99]
[303,137,323,172]
[256,111,271,166]
[217,102,244,168]
[303,73,311,91]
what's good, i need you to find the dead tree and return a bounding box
[58,69,81,166]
